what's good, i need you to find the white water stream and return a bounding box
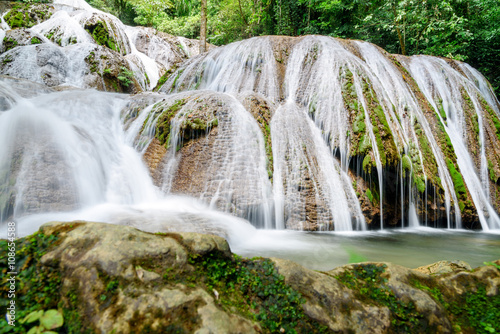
[0,83,258,244]
[407,56,500,230]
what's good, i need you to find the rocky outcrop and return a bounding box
[83,45,141,93]
[0,1,189,93]
[1,221,498,333]
[3,2,54,29]
[138,92,273,227]
[414,260,472,275]
[154,35,500,230]
[1,28,44,53]
[0,43,140,92]
[128,27,187,69]
[275,257,500,333]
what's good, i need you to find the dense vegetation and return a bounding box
[72,0,499,100]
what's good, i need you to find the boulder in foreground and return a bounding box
[0,221,499,333]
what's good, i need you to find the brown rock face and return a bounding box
[414,260,472,275]
[274,257,500,333]
[142,137,167,181]
[138,92,272,226]
[37,222,259,333]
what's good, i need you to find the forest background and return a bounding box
[71,0,499,99]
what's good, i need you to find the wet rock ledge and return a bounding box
[0,221,499,333]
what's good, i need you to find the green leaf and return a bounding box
[39,309,64,330]
[27,326,42,334]
[22,310,44,324]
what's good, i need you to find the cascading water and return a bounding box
[0,85,154,221]
[406,56,500,230]
[1,0,500,236]
[160,36,280,101]
[162,34,500,231]
[126,91,275,228]
[0,80,258,241]
[354,42,462,228]
[271,101,365,231]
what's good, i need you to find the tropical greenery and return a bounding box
[79,0,496,99]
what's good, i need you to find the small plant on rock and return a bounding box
[117,66,134,87]
[20,309,64,334]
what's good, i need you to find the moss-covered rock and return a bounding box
[84,21,119,53]
[83,46,141,93]
[3,3,54,29]
[240,94,275,181]
[80,13,130,56]
[2,222,497,333]
[1,29,44,53]
[152,98,189,147]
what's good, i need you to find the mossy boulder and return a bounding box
[83,46,141,93]
[150,96,218,150]
[80,13,130,56]
[1,221,498,333]
[84,21,119,53]
[3,3,54,29]
[0,222,259,333]
[1,28,44,53]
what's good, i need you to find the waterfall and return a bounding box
[271,101,365,231]
[160,36,280,101]
[0,81,258,240]
[406,56,500,230]
[2,0,500,233]
[158,35,500,230]
[127,91,275,228]
[0,85,158,223]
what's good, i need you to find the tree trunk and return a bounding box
[391,1,406,55]
[200,0,207,53]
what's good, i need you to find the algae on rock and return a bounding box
[2,221,498,333]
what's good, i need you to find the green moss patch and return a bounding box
[446,157,468,211]
[84,21,119,53]
[2,37,18,52]
[488,160,499,183]
[362,154,374,173]
[412,279,500,334]
[249,99,273,181]
[117,66,134,87]
[414,120,440,191]
[4,4,52,29]
[479,95,500,142]
[336,264,424,332]
[406,137,431,194]
[30,37,42,44]
[153,99,187,147]
[341,68,370,157]
[433,111,471,211]
[154,69,174,91]
[361,77,398,167]
[188,252,329,333]
[0,230,86,333]
[402,154,412,174]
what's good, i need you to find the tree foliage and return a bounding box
[85,0,500,99]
